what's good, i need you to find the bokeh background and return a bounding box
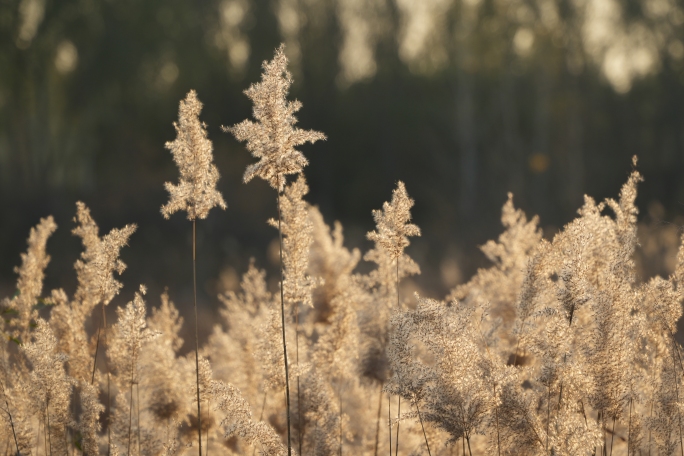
[3,0,684,330]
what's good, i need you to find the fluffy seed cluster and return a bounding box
[162,90,227,220]
[366,181,421,261]
[2,216,56,341]
[225,44,326,192]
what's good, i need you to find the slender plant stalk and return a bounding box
[90,284,114,455]
[127,383,134,456]
[296,309,302,456]
[415,400,431,456]
[89,285,108,386]
[90,314,102,385]
[477,320,500,456]
[374,384,382,456]
[394,258,400,456]
[88,289,111,455]
[593,411,600,456]
[609,417,615,456]
[253,392,268,456]
[666,330,684,456]
[276,192,293,456]
[627,398,632,455]
[46,400,52,456]
[137,383,141,456]
[43,409,48,456]
[602,413,606,456]
[206,394,211,454]
[580,400,588,427]
[557,305,575,409]
[395,397,401,456]
[100,303,111,456]
[339,383,342,456]
[670,337,684,456]
[0,380,20,455]
[465,432,472,456]
[388,395,392,456]
[192,219,203,456]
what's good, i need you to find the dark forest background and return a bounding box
[2,0,684,320]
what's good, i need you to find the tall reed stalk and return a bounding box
[373,384,382,456]
[161,89,226,455]
[277,191,293,456]
[1,380,20,455]
[193,220,203,456]
[394,262,400,456]
[389,395,392,456]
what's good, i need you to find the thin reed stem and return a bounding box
[204,399,211,456]
[609,417,615,456]
[649,348,656,456]
[477,319,500,456]
[670,337,684,456]
[43,408,48,456]
[252,392,268,456]
[415,400,431,456]
[395,397,400,456]
[296,308,302,456]
[0,380,20,456]
[90,316,102,385]
[388,394,392,456]
[627,398,632,456]
[394,258,400,456]
[666,330,684,456]
[102,303,111,456]
[127,383,133,456]
[46,400,52,456]
[192,219,203,456]
[88,288,112,455]
[602,413,606,456]
[276,192,293,456]
[339,383,342,456]
[137,383,141,456]
[374,384,382,456]
[89,284,108,386]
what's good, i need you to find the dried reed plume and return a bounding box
[225,43,325,456]
[162,89,226,456]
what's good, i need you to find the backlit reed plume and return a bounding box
[108,285,160,455]
[162,89,226,455]
[2,216,56,343]
[366,181,421,455]
[0,216,57,455]
[225,43,325,456]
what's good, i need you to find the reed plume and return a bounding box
[225,43,326,456]
[162,89,226,456]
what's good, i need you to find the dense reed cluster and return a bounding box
[2,46,684,456]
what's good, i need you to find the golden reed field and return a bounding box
[2,45,684,456]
